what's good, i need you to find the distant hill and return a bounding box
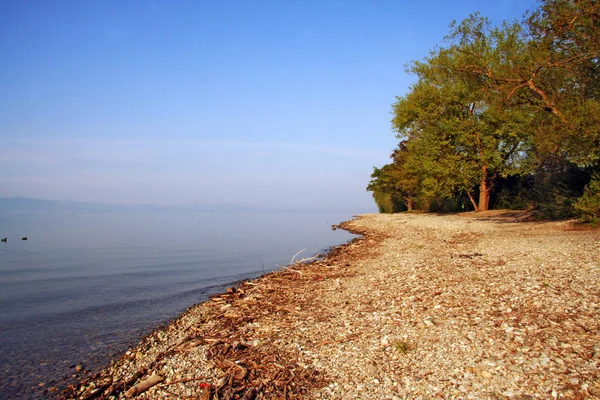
[0,197,161,213]
[0,197,349,214]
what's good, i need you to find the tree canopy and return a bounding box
[368,0,600,219]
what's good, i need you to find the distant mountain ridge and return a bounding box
[0,197,350,214]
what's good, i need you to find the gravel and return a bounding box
[65,211,600,399]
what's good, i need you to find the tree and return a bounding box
[373,1,599,218]
[367,141,421,211]
[574,173,600,225]
[450,2,600,166]
[387,141,422,211]
[392,28,531,211]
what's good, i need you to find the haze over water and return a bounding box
[0,208,356,399]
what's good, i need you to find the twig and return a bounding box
[295,255,319,264]
[158,386,182,398]
[290,249,306,264]
[125,374,165,398]
[159,376,211,387]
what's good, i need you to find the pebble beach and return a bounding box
[66,212,600,399]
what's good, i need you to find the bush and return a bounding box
[372,191,406,213]
[426,196,471,213]
[492,175,534,210]
[574,173,600,225]
[531,161,589,220]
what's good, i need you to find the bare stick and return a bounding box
[290,249,306,264]
[125,374,165,398]
[295,255,319,264]
[159,376,211,387]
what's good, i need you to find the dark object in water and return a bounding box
[21,237,27,241]
[1,238,6,242]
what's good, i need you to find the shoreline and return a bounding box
[63,217,374,399]
[66,212,599,399]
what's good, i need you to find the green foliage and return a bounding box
[367,141,422,212]
[574,173,600,225]
[426,196,471,213]
[446,1,600,166]
[393,341,411,354]
[371,191,393,214]
[391,13,537,211]
[370,191,405,214]
[491,176,534,210]
[531,161,590,220]
[370,0,600,218]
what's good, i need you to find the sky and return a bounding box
[0,0,539,211]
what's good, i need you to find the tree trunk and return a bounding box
[478,165,490,211]
[467,191,479,212]
[423,198,432,212]
[474,131,490,212]
[406,195,414,212]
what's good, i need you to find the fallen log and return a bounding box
[125,374,165,398]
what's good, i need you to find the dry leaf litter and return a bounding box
[64,212,600,399]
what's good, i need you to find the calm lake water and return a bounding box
[0,210,356,399]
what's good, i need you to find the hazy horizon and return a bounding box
[1,1,538,210]
[0,195,371,213]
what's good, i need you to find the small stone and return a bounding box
[75,365,83,372]
[568,377,579,385]
[480,370,492,378]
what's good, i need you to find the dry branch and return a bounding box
[124,374,165,398]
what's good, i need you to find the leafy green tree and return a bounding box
[375,1,598,218]
[574,173,600,225]
[367,141,421,211]
[387,141,422,211]
[392,33,531,211]
[450,2,600,165]
[367,165,402,213]
[369,190,397,214]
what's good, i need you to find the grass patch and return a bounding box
[393,341,411,354]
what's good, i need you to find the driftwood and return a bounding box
[124,374,165,398]
[159,376,210,387]
[82,368,146,400]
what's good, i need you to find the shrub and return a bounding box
[492,175,534,210]
[531,161,589,220]
[371,191,407,213]
[574,173,600,225]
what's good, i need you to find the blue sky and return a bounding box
[0,0,538,210]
